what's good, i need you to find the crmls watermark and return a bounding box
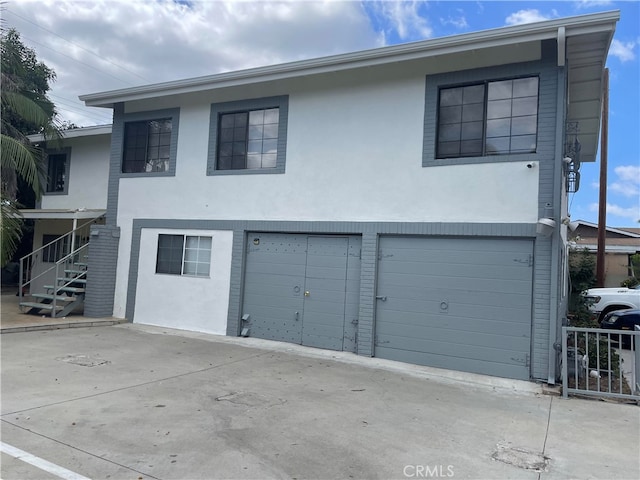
[403,464,455,478]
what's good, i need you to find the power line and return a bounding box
[20,34,135,87]
[55,105,111,126]
[57,108,111,124]
[52,101,113,124]
[5,9,150,83]
[49,93,110,117]
[51,99,112,124]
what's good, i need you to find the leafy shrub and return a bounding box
[568,248,597,327]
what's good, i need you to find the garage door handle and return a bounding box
[376,295,387,302]
[295,311,299,321]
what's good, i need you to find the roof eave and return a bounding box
[27,124,112,143]
[80,10,620,108]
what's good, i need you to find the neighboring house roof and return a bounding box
[573,220,640,238]
[80,11,619,164]
[572,220,640,253]
[27,124,112,143]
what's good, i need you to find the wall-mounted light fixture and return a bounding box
[537,218,556,237]
[561,217,580,232]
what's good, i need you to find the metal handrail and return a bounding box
[18,218,94,303]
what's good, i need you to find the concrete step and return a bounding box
[57,277,87,284]
[64,269,87,276]
[44,285,86,294]
[19,302,63,312]
[32,293,76,303]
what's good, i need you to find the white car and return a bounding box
[583,284,640,321]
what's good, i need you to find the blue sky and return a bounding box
[4,1,639,226]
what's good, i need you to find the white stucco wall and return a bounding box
[41,134,110,210]
[133,228,233,334]
[117,77,539,224]
[111,70,541,318]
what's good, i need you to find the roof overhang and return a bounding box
[80,11,618,163]
[27,125,112,144]
[18,209,106,220]
[564,19,617,162]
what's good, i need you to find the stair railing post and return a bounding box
[70,216,77,257]
[19,259,24,305]
[52,260,59,317]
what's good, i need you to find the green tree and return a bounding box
[568,247,597,326]
[1,28,61,266]
[621,253,640,287]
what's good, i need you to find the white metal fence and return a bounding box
[562,326,640,401]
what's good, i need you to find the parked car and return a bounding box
[599,309,640,348]
[583,284,640,322]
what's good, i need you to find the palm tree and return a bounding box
[1,28,61,266]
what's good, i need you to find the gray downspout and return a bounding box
[548,55,568,385]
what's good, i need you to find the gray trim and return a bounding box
[530,42,561,381]
[423,55,556,167]
[207,95,288,175]
[43,147,72,196]
[106,103,124,226]
[226,229,247,336]
[124,219,538,365]
[357,233,378,356]
[84,224,120,318]
[548,63,568,384]
[116,108,180,178]
[106,105,180,225]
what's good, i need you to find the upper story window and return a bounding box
[437,76,539,159]
[218,108,279,170]
[46,152,68,193]
[208,96,288,175]
[122,119,172,173]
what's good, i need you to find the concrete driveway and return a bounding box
[1,324,638,480]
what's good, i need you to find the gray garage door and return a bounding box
[375,236,533,380]
[242,233,361,352]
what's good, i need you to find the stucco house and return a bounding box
[67,11,619,383]
[18,126,110,306]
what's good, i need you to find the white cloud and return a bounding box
[588,202,640,223]
[609,39,637,63]
[606,203,640,222]
[574,0,614,9]
[610,165,640,198]
[505,9,550,26]
[5,0,381,126]
[586,165,640,224]
[370,0,432,41]
[440,15,468,30]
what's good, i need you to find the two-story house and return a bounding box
[20,125,110,304]
[76,11,618,383]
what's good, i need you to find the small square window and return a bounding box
[217,108,279,171]
[156,234,211,277]
[208,96,288,175]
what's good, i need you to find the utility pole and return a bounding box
[596,68,609,287]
